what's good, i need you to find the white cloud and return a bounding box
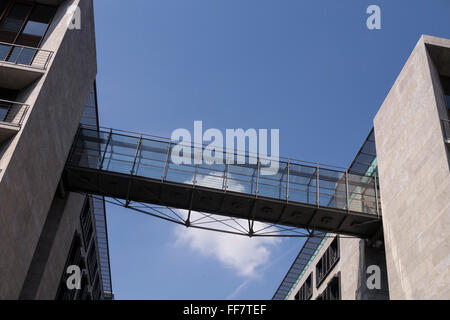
[172,173,282,278]
[174,222,280,277]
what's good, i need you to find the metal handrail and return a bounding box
[0,41,54,70]
[0,99,30,128]
[79,124,362,173]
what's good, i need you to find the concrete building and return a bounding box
[274,35,450,301]
[0,0,112,300]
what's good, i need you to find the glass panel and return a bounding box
[355,152,376,166]
[136,139,168,179]
[361,140,376,155]
[0,42,11,60]
[29,5,55,24]
[0,103,10,121]
[21,5,55,37]
[0,3,31,32]
[103,134,139,174]
[288,164,316,205]
[5,43,19,61]
[22,20,47,36]
[318,168,344,208]
[227,161,258,194]
[12,46,36,65]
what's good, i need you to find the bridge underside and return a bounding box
[63,127,382,239]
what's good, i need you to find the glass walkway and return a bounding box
[63,126,382,238]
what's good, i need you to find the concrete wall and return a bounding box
[374,35,450,300]
[0,0,97,299]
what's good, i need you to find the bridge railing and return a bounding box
[68,127,381,217]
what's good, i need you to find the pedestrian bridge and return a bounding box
[63,126,382,238]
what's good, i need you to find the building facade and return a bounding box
[276,35,450,301]
[0,0,112,300]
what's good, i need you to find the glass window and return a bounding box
[22,5,55,37]
[0,3,30,32]
[8,45,36,64]
[0,2,56,49]
[0,42,11,60]
[0,100,10,121]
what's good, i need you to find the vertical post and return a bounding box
[130,135,142,176]
[14,46,24,64]
[44,51,53,70]
[99,129,112,170]
[193,164,198,186]
[374,174,380,217]
[187,165,198,227]
[223,162,229,191]
[316,164,320,207]
[255,158,261,197]
[345,169,350,212]
[286,159,290,202]
[162,142,172,181]
[126,135,142,207]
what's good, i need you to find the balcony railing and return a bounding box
[443,119,450,143]
[0,42,53,70]
[0,99,29,128]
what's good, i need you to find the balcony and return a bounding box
[0,42,53,90]
[0,99,29,142]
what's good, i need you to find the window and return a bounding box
[0,1,56,64]
[317,274,341,300]
[87,240,98,283]
[0,2,30,34]
[316,237,340,287]
[16,3,55,47]
[440,76,450,112]
[56,233,85,300]
[22,4,54,37]
[80,199,94,249]
[295,273,313,300]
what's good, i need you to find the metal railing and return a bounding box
[0,99,29,128]
[442,119,450,143]
[69,126,382,217]
[0,42,53,70]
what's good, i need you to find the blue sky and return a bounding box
[92,0,450,299]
